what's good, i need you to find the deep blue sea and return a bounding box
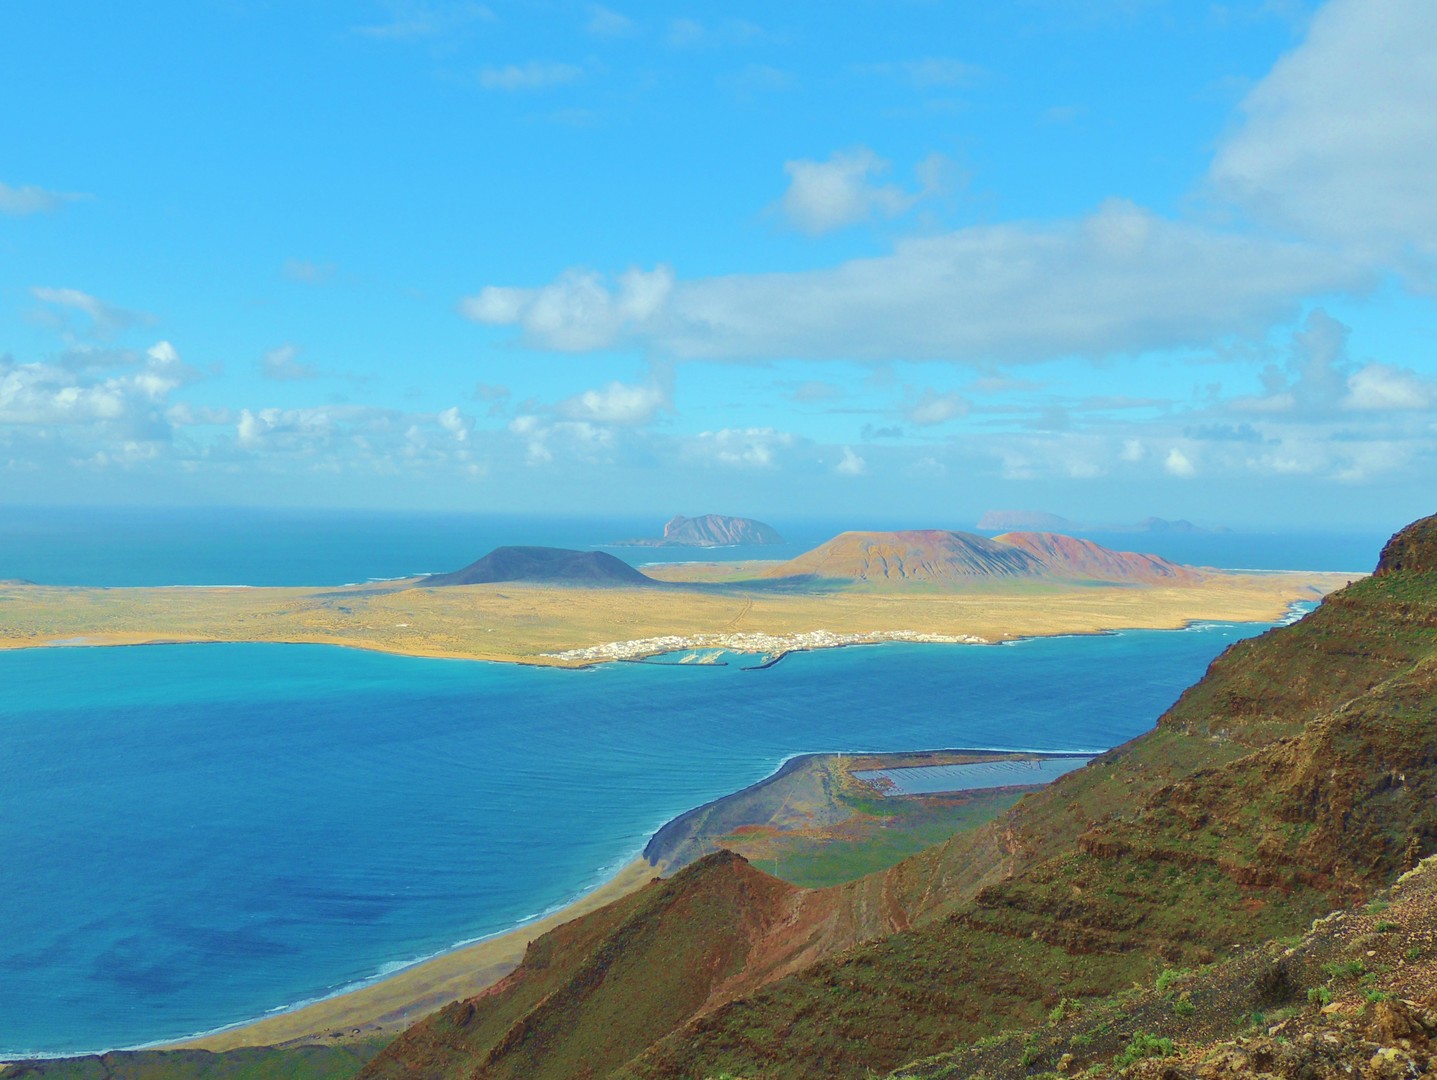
[0,508,1391,1055]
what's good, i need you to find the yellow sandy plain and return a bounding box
[0,569,1352,666]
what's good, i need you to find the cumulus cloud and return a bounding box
[835,447,867,476]
[559,380,668,425]
[779,148,938,235]
[235,404,399,453]
[0,340,197,445]
[1210,0,1437,275]
[507,414,615,466]
[1232,308,1435,417]
[904,388,969,426]
[478,61,583,91]
[684,427,795,468]
[437,405,474,441]
[463,202,1361,363]
[460,265,674,351]
[1164,447,1197,477]
[1344,364,1432,411]
[0,181,88,216]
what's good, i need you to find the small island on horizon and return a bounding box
[611,513,785,548]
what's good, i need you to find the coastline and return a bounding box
[163,746,1123,1054]
[0,568,1352,669]
[167,858,659,1053]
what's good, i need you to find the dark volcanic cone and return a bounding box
[425,546,654,587]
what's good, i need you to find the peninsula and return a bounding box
[0,530,1350,667]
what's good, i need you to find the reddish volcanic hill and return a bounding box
[759,530,1042,585]
[758,529,1200,587]
[992,530,1203,585]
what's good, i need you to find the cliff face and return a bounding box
[1376,512,1437,575]
[360,852,896,1080]
[367,515,1437,1080]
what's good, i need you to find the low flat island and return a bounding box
[0,569,1349,667]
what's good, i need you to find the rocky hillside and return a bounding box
[423,547,653,587]
[759,529,1198,588]
[362,514,1437,1079]
[614,514,785,547]
[993,530,1202,584]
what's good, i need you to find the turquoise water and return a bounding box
[0,622,1283,1055]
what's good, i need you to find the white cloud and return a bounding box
[1164,447,1197,477]
[0,340,196,441]
[478,61,583,91]
[904,388,969,426]
[260,345,319,382]
[506,414,615,466]
[437,405,473,442]
[1210,0,1437,273]
[235,404,396,453]
[559,380,668,425]
[464,202,1361,363]
[0,182,88,216]
[1344,364,1432,411]
[779,148,933,235]
[835,447,867,476]
[31,287,151,340]
[684,427,795,468]
[1120,438,1147,462]
[1231,308,1434,418]
[460,265,674,352]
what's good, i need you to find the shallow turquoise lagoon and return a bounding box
[1,623,1275,1055]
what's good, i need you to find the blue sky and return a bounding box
[2,0,1435,530]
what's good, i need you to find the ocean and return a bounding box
[0,508,1390,1056]
[0,506,1385,586]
